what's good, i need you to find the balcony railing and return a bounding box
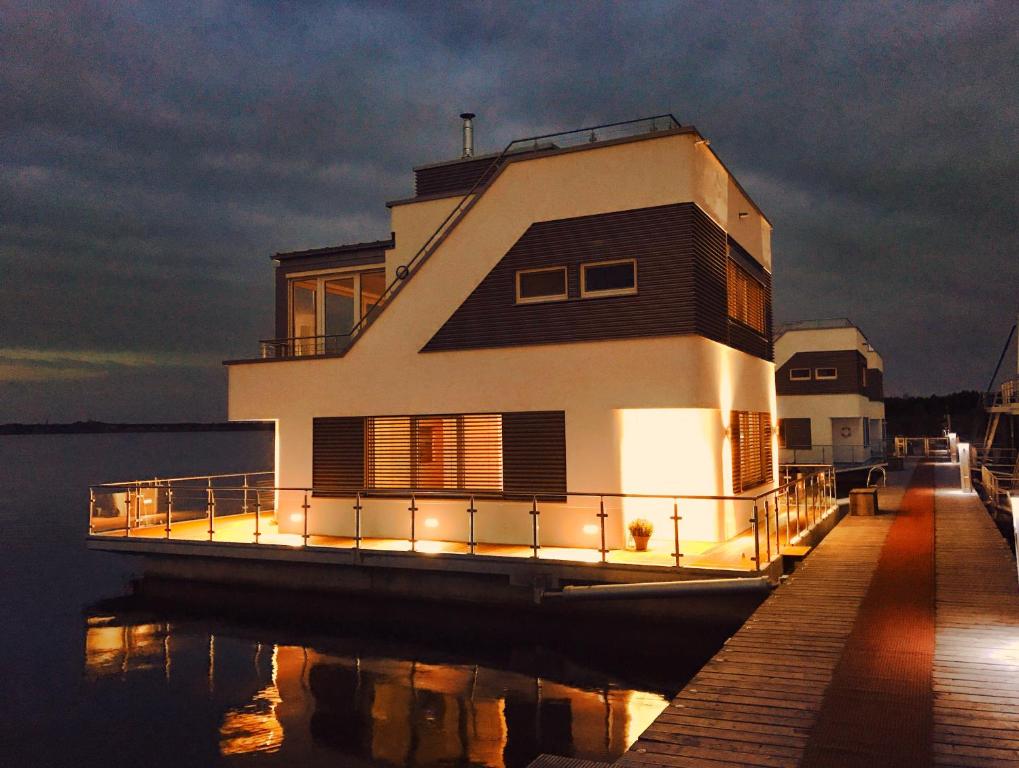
[779,444,887,466]
[89,463,837,574]
[252,114,683,361]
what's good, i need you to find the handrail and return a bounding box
[88,462,837,573]
[91,472,812,503]
[866,465,888,487]
[258,114,682,360]
[96,470,274,487]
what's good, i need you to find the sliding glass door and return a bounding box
[289,269,386,355]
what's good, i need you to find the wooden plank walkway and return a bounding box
[933,463,1019,767]
[614,462,1019,767]
[616,472,907,768]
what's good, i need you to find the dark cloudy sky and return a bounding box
[2,1,1017,422]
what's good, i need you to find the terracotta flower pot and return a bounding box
[633,535,650,552]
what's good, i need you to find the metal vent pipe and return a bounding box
[459,112,475,158]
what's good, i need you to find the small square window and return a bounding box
[581,259,637,298]
[815,367,838,380]
[516,267,568,304]
[789,368,811,381]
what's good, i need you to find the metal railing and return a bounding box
[256,114,682,360]
[89,463,836,573]
[779,444,886,466]
[893,436,951,458]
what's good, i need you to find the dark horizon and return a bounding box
[2,1,1017,422]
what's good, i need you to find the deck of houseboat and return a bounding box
[89,507,822,573]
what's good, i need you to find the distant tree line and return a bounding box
[0,421,274,435]
[885,391,989,443]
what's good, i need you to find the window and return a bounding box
[789,368,811,381]
[580,259,637,298]
[516,267,567,304]
[815,367,838,380]
[288,269,386,354]
[367,414,504,492]
[731,411,774,493]
[726,259,766,334]
[778,418,812,450]
[312,411,567,499]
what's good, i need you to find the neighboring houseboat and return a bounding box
[88,115,838,601]
[775,318,886,465]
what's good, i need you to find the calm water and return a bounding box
[0,433,733,767]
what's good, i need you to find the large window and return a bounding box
[288,269,386,354]
[727,259,766,334]
[731,411,774,493]
[580,259,637,298]
[367,414,504,492]
[312,411,567,498]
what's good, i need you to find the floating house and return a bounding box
[774,318,886,465]
[89,116,839,596]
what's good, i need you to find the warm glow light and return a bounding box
[618,408,722,542]
[289,512,304,523]
[582,524,599,535]
[424,517,439,529]
[415,539,445,554]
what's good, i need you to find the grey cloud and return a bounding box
[1,0,1016,421]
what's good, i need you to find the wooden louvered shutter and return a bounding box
[365,413,503,492]
[731,411,773,493]
[313,417,365,496]
[502,411,567,500]
[727,259,766,334]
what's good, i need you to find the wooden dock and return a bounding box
[606,461,1019,768]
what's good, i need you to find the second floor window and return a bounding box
[727,259,766,334]
[289,269,386,352]
[581,259,637,298]
[516,267,568,304]
[815,367,838,380]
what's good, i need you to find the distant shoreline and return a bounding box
[0,421,273,435]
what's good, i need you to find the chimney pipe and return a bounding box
[459,112,475,158]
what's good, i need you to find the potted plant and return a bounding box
[628,518,654,552]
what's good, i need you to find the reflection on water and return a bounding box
[84,615,667,767]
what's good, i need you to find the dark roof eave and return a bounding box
[273,237,394,262]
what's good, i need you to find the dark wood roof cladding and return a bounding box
[273,241,389,341]
[776,350,869,396]
[422,202,773,361]
[414,156,500,197]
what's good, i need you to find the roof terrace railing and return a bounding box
[89,461,835,574]
[256,114,682,361]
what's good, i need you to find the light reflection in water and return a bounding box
[83,618,669,767]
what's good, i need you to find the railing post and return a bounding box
[792,478,800,537]
[302,491,310,546]
[354,492,362,552]
[598,496,608,564]
[409,494,417,552]
[468,495,476,555]
[253,487,261,543]
[124,486,132,537]
[207,479,214,541]
[672,498,682,568]
[530,496,540,559]
[242,474,249,517]
[785,485,791,547]
[165,481,173,539]
[751,501,761,570]
[764,498,772,562]
[88,487,96,535]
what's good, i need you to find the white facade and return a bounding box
[775,320,885,464]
